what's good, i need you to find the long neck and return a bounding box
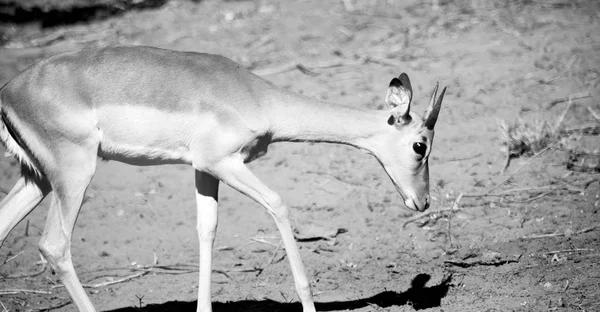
[266,90,389,151]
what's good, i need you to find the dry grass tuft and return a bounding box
[500,118,556,158]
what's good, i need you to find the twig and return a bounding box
[547,92,591,108]
[500,120,512,174]
[447,206,454,248]
[30,300,72,311]
[463,185,582,198]
[51,271,149,289]
[253,58,367,77]
[588,106,600,122]
[486,144,554,195]
[553,96,574,133]
[444,258,519,268]
[0,288,52,295]
[216,267,263,274]
[3,250,24,264]
[305,170,365,187]
[135,295,145,309]
[84,271,149,288]
[0,300,7,312]
[251,237,280,248]
[403,193,463,228]
[551,177,586,193]
[267,242,283,265]
[443,153,483,162]
[523,225,600,240]
[545,248,594,255]
[562,280,569,293]
[5,262,47,279]
[562,124,600,135]
[510,189,556,203]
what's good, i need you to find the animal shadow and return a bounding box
[105,273,450,312]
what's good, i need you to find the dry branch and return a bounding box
[486,144,554,195]
[443,153,483,162]
[51,271,150,289]
[403,193,463,228]
[547,92,592,108]
[0,288,51,295]
[523,225,600,240]
[30,300,72,311]
[545,248,594,255]
[588,106,600,122]
[444,258,519,268]
[252,56,391,77]
[4,262,47,279]
[3,251,24,264]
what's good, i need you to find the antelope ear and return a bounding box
[423,84,446,130]
[385,73,413,124]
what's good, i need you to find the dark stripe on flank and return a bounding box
[1,110,45,183]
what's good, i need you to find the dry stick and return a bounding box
[588,106,600,122]
[547,92,592,108]
[500,120,512,174]
[447,206,454,249]
[0,288,52,295]
[251,237,280,248]
[5,262,47,279]
[403,193,463,228]
[267,242,283,265]
[485,144,554,196]
[79,263,261,282]
[0,300,7,312]
[50,271,150,289]
[509,189,557,203]
[545,248,594,255]
[553,96,574,133]
[84,272,149,289]
[443,152,483,162]
[551,177,586,193]
[463,185,582,198]
[253,57,375,77]
[31,300,72,312]
[523,224,600,240]
[3,250,24,264]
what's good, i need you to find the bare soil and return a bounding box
[1,1,599,311]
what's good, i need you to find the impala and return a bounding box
[0,46,446,312]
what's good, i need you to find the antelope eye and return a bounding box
[413,142,427,158]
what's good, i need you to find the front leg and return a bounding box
[195,171,219,312]
[211,156,316,312]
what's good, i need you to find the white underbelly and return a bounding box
[96,105,217,166]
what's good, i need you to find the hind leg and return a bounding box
[0,176,51,248]
[38,145,98,312]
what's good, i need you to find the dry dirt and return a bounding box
[1,1,600,311]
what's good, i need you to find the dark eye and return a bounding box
[413,142,427,158]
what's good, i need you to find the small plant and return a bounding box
[500,117,555,159]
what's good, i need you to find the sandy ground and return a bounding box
[1,0,599,311]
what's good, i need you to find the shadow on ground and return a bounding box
[105,273,451,312]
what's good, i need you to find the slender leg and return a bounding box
[195,171,219,312]
[212,157,316,312]
[0,176,51,248]
[38,147,97,312]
